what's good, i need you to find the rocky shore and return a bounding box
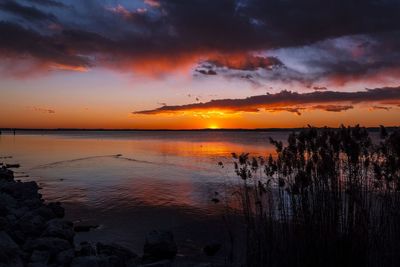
[0,166,183,267]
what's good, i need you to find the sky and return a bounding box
[0,0,400,129]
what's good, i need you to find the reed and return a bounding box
[220,125,400,267]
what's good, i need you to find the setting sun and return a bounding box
[208,123,219,129]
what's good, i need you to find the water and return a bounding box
[0,130,286,259]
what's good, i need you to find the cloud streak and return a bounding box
[133,86,400,115]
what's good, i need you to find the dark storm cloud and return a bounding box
[0,22,90,69]
[0,0,57,21]
[27,0,68,8]
[133,87,400,114]
[0,0,400,77]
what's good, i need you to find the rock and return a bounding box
[22,198,43,209]
[55,249,75,267]
[0,192,18,209]
[2,181,40,201]
[0,217,9,231]
[143,230,177,261]
[96,242,138,261]
[24,237,72,256]
[140,260,172,267]
[0,231,22,266]
[47,202,65,218]
[5,164,20,169]
[0,231,19,251]
[76,242,96,257]
[203,241,221,256]
[30,250,50,264]
[42,219,74,242]
[36,206,56,221]
[74,224,99,232]
[0,167,14,181]
[10,206,29,219]
[17,212,46,237]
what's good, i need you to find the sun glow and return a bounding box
[208,123,219,129]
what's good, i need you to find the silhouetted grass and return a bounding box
[220,125,400,267]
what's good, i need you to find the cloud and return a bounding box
[0,0,400,81]
[27,0,68,8]
[0,1,57,21]
[30,106,56,114]
[144,0,160,8]
[133,86,400,115]
[311,105,353,112]
[369,106,392,111]
[199,54,283,72]
[313,86,328,91]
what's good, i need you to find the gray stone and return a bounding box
[36,206,56,221]
[0,231,19,251]
[56,249,75,266]
[24,237,72,256]
[10,206,29,218]
[2,181,40,200]
[17,212,46,237]
[76,242,96,256]
[0,192,18,209]
[42,219,74,242]
[47,202,65,218]
[97,242,138,261]
[30,250,50,264]
[0,231,22,267]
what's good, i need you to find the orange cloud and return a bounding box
[134,87,400,115]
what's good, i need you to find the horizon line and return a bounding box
[1,126,399,132]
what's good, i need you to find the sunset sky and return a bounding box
[1,0,400,129]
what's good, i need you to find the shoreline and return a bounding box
[0,165,213,267]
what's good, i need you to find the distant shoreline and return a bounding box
[1,126,398,132]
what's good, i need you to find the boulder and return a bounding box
[47,202,65,218]
[0,167,14,181]
[24,237,72,256]
[55,249,75,267]
[0,192,18,209]
[30,250,50,264]
[76,242,96,257]
[0,231,22,266]
[17,212,46,237]
[42,219,74,242]
[143,230,177,261]
[2,181,40,200]
[36,206,56,221]
[97,242,138,262]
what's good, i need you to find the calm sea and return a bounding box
[0,130,287,258]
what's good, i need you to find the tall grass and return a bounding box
[222,125,400,267]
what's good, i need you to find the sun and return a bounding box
[208,124,219,129]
